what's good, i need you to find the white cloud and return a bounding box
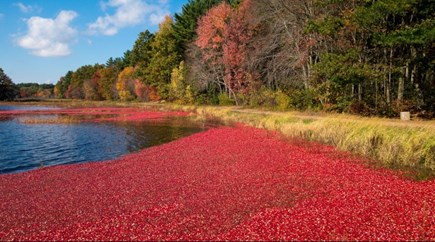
[0,13,4,20]
[149,12,166,25]
[17,11,78,57]
[14,2,42,14]
[88,0,169,35]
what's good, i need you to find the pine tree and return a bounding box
[0,68,16,100]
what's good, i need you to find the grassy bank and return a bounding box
[3,100,435,174]
[163,104,435,174]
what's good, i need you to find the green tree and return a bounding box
[105,57,125,72]
[130,30,154,67]
[130,30,155,87]
[145,16,181,99]
[122,50,133,68]
[55,71,73,98]
[0,68,16,100]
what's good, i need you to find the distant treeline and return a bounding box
[0,68,54,100]
[54,0,434,117]
[15,83,54,99]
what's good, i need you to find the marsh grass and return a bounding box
[174,105,435,174]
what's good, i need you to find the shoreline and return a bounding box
[2,100,434,174]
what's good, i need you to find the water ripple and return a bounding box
[0,107,205,174]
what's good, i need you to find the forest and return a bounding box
[51,0,434,117]
[0,68,54,100]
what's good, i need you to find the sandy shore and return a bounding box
[0,125,434,240]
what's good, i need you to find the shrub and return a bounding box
[248,87,275,107]
[275,90,291,111]
[289,89,317,110]
[218,93,235,106]
[183,85,195,104]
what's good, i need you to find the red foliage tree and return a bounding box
[195,2,231,52]
[195,1,256,102]
[223,0,255,93]
[134,79,147,101]
[195,2,232,96]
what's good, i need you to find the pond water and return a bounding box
[0,105,207,174]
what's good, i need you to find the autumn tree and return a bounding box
[169,61,189,102]
[16,83,54,99]
[83,70,102,100]
[51,0,434,117]
[223,0,255,94]
[194,2,232,97]
[133,79,147,101]
[98,67,118,100]
[67,65,100,99]
[173,0,223,52]
[116,67,135,101]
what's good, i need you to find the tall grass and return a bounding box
[181,105,435,171]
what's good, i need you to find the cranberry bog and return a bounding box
[0,105,434,240]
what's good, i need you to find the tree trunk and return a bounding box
[387,47,393,104]
[397,67,408,104]
[351,84,355,98]
[397,67,405,104]
[302,65,309,89]
[375,79,378,111]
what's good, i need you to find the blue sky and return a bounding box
[0,0,187,84]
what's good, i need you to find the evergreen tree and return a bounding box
[55,71,73,98]
[130,30,154,67]
[0,68,16,100]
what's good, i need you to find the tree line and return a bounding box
[0,68,54,100]
[54,0,434,117]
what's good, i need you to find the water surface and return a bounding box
[0,105,205,174]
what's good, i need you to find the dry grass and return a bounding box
[174,105,435,172]
[19,116,83,124]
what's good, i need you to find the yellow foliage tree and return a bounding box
[169,61,187,102]
[116,67,135,101]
